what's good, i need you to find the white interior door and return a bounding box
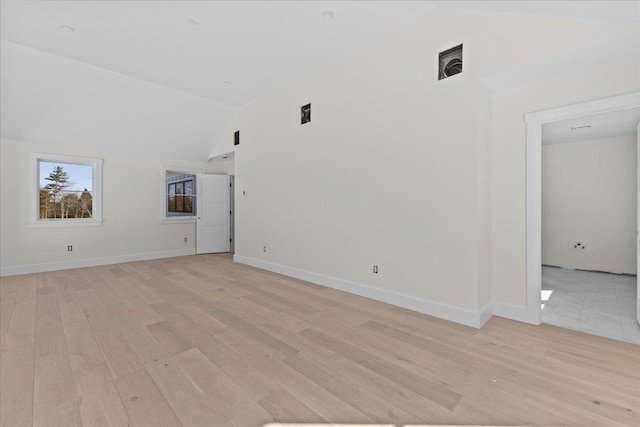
[197,174,230,254]
[637,122,640,325]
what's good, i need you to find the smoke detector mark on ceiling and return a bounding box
[438,44,463,80]
[322,11,334,19]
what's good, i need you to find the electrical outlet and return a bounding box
[373,265,378,274]
[67,245,73,252]
[184,237,188,243]
[263,246,267,253]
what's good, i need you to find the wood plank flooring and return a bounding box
[1,253,639,426]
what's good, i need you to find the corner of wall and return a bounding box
[209,111,241,160]
[477,82,494,312]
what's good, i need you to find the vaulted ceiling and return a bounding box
[1,1,638,161]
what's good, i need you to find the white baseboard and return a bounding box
[478,302,494,328]
[492,301,538,324]
[234,255,489,329]
[0,248,196,277]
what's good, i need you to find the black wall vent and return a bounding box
[438,44,463,80]
[301,104,311,125]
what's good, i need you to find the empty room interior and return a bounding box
[1,1,639,427]
[541,108,640,344]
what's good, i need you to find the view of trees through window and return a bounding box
[39,162,93,219]
[167,174,195,216]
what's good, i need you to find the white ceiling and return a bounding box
[1,1,638,161]
[0,1,440,107]
[432,0,639,23]
[542,107,640,145]
[2,1,636,107]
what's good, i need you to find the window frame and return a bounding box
[166,175,195,216]
[161,165,204,224]
[29,152,103,228]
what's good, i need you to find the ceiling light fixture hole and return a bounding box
[322,10,334,19]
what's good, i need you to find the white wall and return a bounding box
[0,138,223,275]
[542,134,637,274]
[212,9,637,326]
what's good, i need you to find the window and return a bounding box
[29,153,103,227]
[161,166,203,222]
[167,174,196,217]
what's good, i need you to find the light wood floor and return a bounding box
[1,254,639,427]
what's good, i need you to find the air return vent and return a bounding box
[438,44,463,80]
[301,103,311,125]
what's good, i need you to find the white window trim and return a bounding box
[29,152,103,228]
[160,165,204,224]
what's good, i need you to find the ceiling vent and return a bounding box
[438,44,463,80]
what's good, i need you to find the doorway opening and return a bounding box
[540,108,640,344]
[525,92,640,344]
[197,151,235,255]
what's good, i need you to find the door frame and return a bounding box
[229,175,235,253]
[637,123,640,325]
[524,91,640,325]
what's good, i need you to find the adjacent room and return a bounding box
[541,108,640,344]
[1,1,639,426]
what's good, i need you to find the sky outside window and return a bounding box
[39,161,93,191]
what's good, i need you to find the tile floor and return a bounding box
[541,266,640,345]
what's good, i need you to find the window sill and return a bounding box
[29,219,103,228]
[161,217,196,224]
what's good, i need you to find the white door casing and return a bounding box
[637,122,640,325]
[197,174,231,254]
